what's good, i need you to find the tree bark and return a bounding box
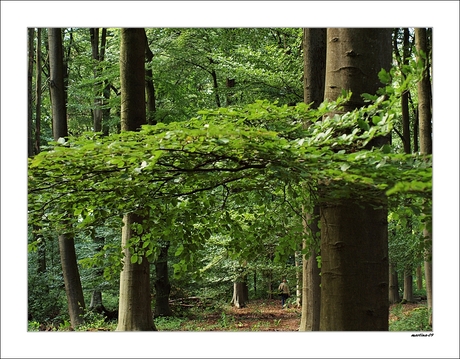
[28,28,35,158]
[48,27,85,328]
[117,213,155,331]
[145,37,157,125]
[388,263,400,304]
[303,28,326,109]
[300,204,321,331]
[58,233,86,327]
[116,28,156,331]
[401,28,411,154]
[231,281,248,308]
[299,28,326,331]
[403,270,414,302]
[90,28,104,132]
[48,28,68,140]
[35,28,42,154]
[416,265,423,290]
[154,243,173,317]
[319,28,391,331]
[415,27,432,327]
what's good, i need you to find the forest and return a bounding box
[0,1,457,357]
[25,26,435,335]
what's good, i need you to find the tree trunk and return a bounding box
[145,36,156,125]
[90,290,103,310]
[303,28,326,109]
[301,205,321,331]
[48,28,68,140]
[154,243,173,317]
[415,27,432,327]
[403,270,414,302]
[300,28,326,331]
[401,28,411,154]
[416,265,423,290]
[35,28,42,154]
[294,250,302,308]
[49,27,85,328]
[320,201,388,331]
[58,234,86,326]
[225,77,236,106]
[388,263,400,304]
[116,29,156,331]
[28,28,35,158]
[210,68,221,108]
[117,213,155,331]
[319,28,391,331]
[231,281,248,308]
[90,28,104,132]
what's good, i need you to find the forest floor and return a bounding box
[159,299,429,331]
[181,299,302,331]
[32,298,428,331]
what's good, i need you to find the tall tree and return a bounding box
[90,28,105,132]
[415,27,432,326]
[319,28,392,331]
[299,28,326,331]
[35,28,42,155]
[116,28,156,331]
[48,27,86,328]
[28,28,35,158]
[145,36,156,125]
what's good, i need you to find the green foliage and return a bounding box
[389,304,431,331]
[28,321,40,332]
[154,316,185,331]
[28,28,432,328]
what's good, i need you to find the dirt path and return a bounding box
[194,299,302,331]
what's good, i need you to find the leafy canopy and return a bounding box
[28,90,432,264]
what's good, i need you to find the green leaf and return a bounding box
[130,254,138,264]
[378,69,391,84]
[357,119,370,131]
[372,116,381,125]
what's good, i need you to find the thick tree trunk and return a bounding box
[415,27,432,327]
[154,243,173,317]
[49,27,86,328]
[48,28,68,140]
[320,201,388,331]
[116,29,155,331]
[300,28,326,331]
[319,28,391,331]
[299,204,321,331]
[117,213,155,331]
[303,28,326,109]
[231,281,248,308]
[388,263,400,304]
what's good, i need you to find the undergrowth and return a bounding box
[389,303,432,331]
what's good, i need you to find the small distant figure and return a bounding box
[278,278,290,308]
